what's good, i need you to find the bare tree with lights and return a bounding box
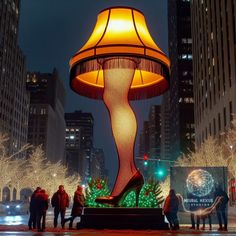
[223,117,236,177]
[161,118,236,197]
[0,136,81,201]
[175,137,227,167]
[8,157,29,201]
[0,133,30,201]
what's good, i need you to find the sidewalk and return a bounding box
[0,225,236,235]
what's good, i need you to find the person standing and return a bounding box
[36,189,49,232]
[51,185,70,229]
[28,187,41,230]
[163,189,179,230]
[196,214,212,230]
[64,185,85,229]
[214,185,229,231]
[63,185,85,229]
[187,192,200,230]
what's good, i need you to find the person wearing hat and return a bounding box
[63,185,85,229]
[51,185,69,229]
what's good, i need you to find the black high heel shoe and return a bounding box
[95,171,144,207]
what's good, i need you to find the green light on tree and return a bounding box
[85,177,110,207]
[121,178,164,208]
[85,178,164,208]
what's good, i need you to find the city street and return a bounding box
[0,207,236,235]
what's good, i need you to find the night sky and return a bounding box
[19,0,168,183]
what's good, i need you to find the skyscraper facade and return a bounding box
[138,121,150,158]
[0,0,29,155]
[161,92,171,161]
[65,110,94,182]
[149,105,162,159]
[167,0,195,160]
[26,69,65,162]
[191,0,236,146]
[137,105,162,180]
[90,148,106,178]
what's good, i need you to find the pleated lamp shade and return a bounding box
[70,6,170,100]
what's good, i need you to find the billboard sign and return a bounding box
[170,167,227,224]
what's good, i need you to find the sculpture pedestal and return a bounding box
[77,207,169,229]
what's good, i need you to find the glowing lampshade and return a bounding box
[70,6,170,100]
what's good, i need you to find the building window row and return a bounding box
[179,54,192,60]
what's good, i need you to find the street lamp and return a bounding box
[69,6,170,206]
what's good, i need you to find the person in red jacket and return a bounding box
[36,189,49,232]
[163,189,179,230]
[51,185,69,229]
[63,185,85,229]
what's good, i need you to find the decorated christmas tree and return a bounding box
[121,178,164,208]
[85,177,110,207]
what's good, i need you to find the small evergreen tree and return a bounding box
[85,177,110,207]
[121,178,164,207]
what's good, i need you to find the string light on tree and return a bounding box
[85,177,110,207]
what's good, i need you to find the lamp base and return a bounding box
[77,207,169,229]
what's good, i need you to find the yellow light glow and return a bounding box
[70,7,169,67]
[79,10,109,52]
[76,69,164,88]
[133,11,161,51]
[70,6,170,100]
[108,19,132,32]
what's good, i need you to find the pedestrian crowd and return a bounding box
[163,185,229,231]
[28,184,85,232]
[27,183,229,232]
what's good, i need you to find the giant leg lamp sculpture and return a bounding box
[70,7,170,206]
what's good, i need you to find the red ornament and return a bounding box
[96,183,102,189]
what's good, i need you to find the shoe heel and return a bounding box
[135,185,142,207]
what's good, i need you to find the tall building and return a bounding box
[26,69,65,162]
[167,0,195,160]
[65,110,94,182]
[0,0,29,156]
[149,105,162,159]
[138,121,149,157]
[137,105,162,180]
[161,92,171,161]
[90,148,106,178]
[191,0,236,146]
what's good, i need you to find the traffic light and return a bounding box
[157,169,164,177]
[144,160,148,166]
[143,154,148,166]
[155,166,167,180]
[143,154,148,161]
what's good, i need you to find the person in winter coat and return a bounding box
[163,189,179,230]
[28,187,41,230]
[36,189,49,232]
[63,185,85,229]
[214,185,229,231]
[51,185,69,228]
